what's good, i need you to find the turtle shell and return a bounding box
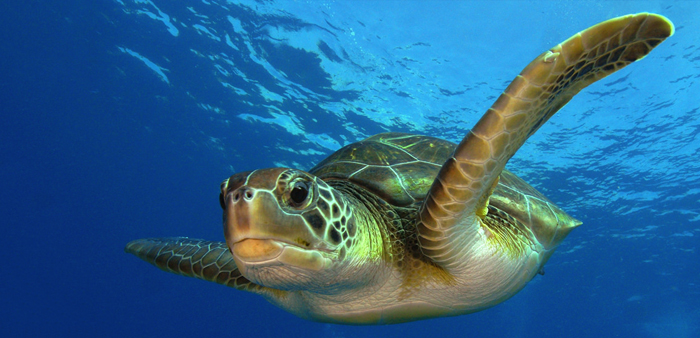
[309,132,452,207]
[310,132,579,244]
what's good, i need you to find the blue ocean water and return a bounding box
[1,0,698,337]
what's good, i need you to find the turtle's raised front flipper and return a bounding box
[126,238,273,295]
[417,13,673,269]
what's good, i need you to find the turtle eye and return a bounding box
[290,181,310,206]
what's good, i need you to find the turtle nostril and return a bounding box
[230,187,254,203]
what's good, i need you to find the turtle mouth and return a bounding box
[231,238,332,272]
[233,237,333,253]
[232,238,285,262]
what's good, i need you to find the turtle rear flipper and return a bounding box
[417,13,674,269]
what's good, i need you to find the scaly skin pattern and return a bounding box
[126,13,674,324]
[417,13,674,270]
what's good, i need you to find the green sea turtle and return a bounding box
[126,13,673,324]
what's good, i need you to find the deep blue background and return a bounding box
[1,1,697,337]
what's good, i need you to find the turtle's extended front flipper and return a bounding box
[417,13,674,269]
[126,238,272,295]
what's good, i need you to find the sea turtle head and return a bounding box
[220,168,372,292]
